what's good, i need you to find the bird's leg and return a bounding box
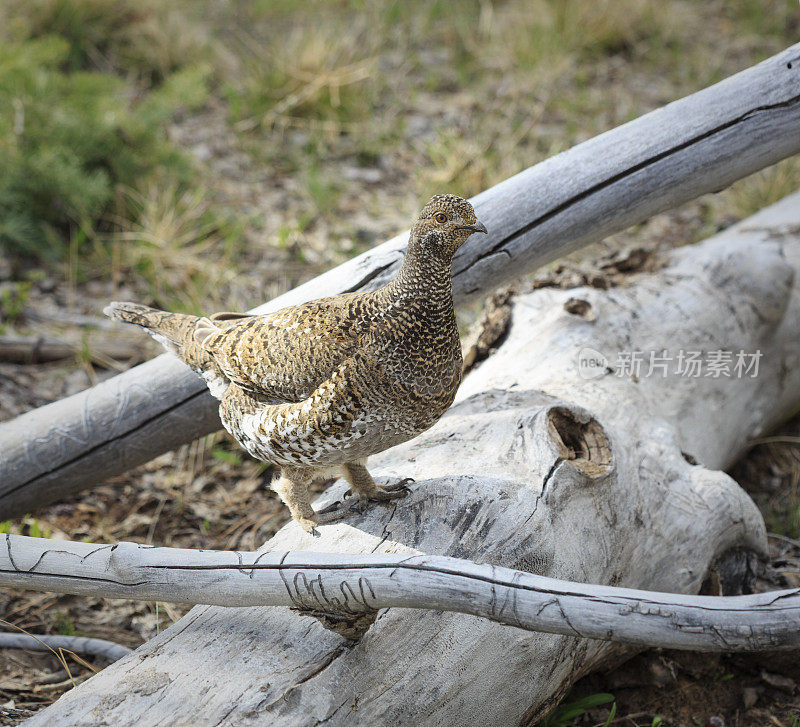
[272,467,344,535]
[341,459,412,505]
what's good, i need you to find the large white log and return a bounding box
[1,43,799,515]
[20,193,800,726]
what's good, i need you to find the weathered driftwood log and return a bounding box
[4,535,800,652]
[21,193,800,726]
[2,43,799,516]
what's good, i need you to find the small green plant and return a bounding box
[23,517,52,539]
[211,447,243,466]
[540,692,616,726]
[651,717,663,727]
[0,521,11,534]
[53,611,77,636]
[0,280,32,323]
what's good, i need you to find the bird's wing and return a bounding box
[222,350,386,467]
[196,296,362,402]
[209,312,254,324]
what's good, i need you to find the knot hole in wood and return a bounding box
[546,407,612,479]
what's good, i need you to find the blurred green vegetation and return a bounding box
[0,37,211,260]
[0,0,213,275]
[0,0,797,310]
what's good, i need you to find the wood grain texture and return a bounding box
[3,534,799,652]
[1,44,799,516]
[17,193,800,726]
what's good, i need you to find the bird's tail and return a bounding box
[103,301,208,369]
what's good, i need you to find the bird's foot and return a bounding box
[361,477,414,503]
[315,478,413,517]
[316,499,347,515]
[347,477,415,510]
[296,508,347,536]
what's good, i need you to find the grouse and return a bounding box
[105,194,487,532]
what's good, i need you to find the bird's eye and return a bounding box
[434,212,448,224]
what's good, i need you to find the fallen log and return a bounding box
[18,193,800,725]
[1,43,799,516]
[3,535,799,652]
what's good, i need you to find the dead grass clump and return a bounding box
[108,181,241,313]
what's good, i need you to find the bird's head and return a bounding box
[410,194,487,259]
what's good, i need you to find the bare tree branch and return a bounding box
[2,534,798,652]
[0,631,132,661]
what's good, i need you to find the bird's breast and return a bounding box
[370,329,461,413]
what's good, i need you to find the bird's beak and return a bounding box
[463,221,488,235]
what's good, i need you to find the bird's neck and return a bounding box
[387,238,454,303]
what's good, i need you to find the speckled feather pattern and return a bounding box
[105,194,486,529]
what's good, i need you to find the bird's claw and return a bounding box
[315,488,358,513]
[297,517,321,536]
[297,508,347,534]
[316,499,344,515]
[361,478,413,504]
[385,477,414,494]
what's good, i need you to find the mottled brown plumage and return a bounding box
[104,194,487,532]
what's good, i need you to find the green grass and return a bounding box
[108,180,242,312]
[226,0,797,235]
[724,158,800,219]
[304,166,344,218]
[540,692,616,726]
[4,0,213,80]
[210,447,243,467]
